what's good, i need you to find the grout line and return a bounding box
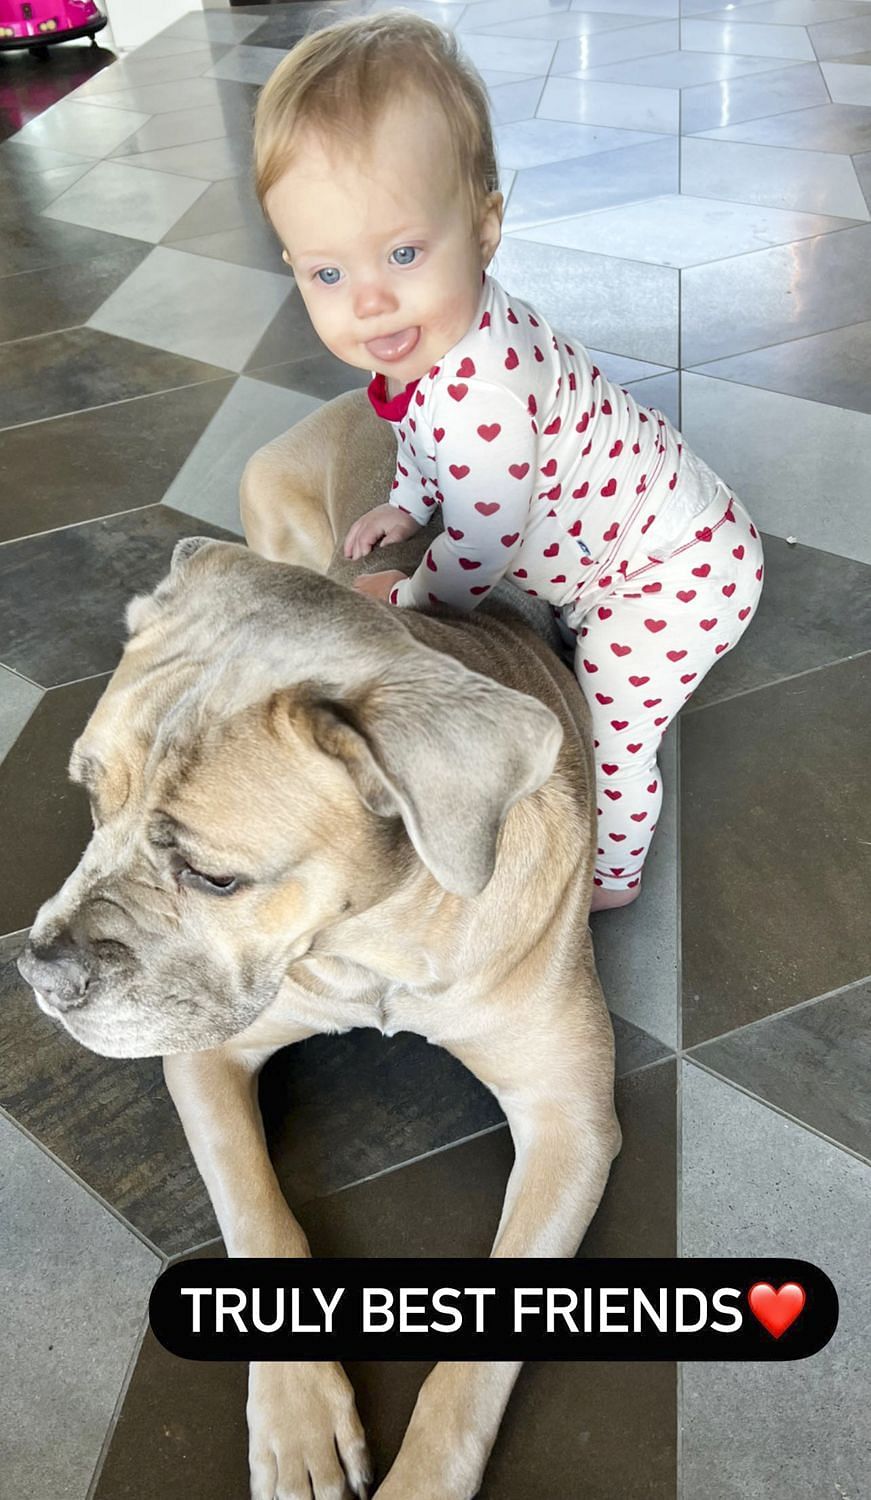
[0,369,234,437]
[684,971,871,1051]
[684,648,871,715]
[683,1054,871,1170]
[84,1306,154,1500]
[44,668,114,692]
[0,662,42,690]
[0,501,162,551]
[317,1120,510,1200]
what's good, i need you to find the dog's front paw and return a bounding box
[372,1428,486,1500]
[247,1359,371,1500]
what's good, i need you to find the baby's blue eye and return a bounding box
[392,246,417,265]
[315,267,340,286]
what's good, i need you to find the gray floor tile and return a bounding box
[92,1062,678,1500]
[72,45,228,96]
[245,352,370,401]
[112,97,255,158]
[537,73,679,133]
[810,10,871,61]
[682,60,829,133]
[160,377,322,535]
[690,318,871,415]
[624,368,680,425]
[0,379,233,545]
[113,131,253,182]
[457,30,558,77]
[492,235,679,365]
[0,667,42,764]
[0,505,238,689]
[592,723,679,1047]
[580,47,800,86]
[695,0,869,21]
[503,136,678,229]
[0,200,152,279]
[0,1113,159,1500]
[689,980,871,1162]
[494,115,665,169]
[205,43,288,84]
[10,98,149,158]
[169,220,287,273]
[680,222,871,365]
[0,325,229,432]
[0,159,93,217]
[551,20,679,75]
[680,15,815,59]
[41,158,208,243]
[0,139,92,173]
[0,244,150,345]
[821,58,871,102]
[681,135,869,219]
[689,534,871,709]
[681,1062,871,1500]
[161,173,262,243]
[87,245,291,372]
[681,654,871,1044]
[511,192,856,267]
[695,100,871,153]
[486,75,548,127]
[83,74,254,118]
[681,373,871,563]
[163,10,266,44]
[476,10,650,42]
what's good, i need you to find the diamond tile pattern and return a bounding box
[2,6,869,1500]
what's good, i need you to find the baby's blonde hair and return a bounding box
[253,8,501,232]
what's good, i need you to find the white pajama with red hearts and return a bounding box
[564,489,764,891]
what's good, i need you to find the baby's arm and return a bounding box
[391,381,537,610]
[344,441,435,559]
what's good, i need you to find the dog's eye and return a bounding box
[177,863,241,896]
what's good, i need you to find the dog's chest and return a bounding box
[287,951,441,1040]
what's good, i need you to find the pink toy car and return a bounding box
[0,0,107,55]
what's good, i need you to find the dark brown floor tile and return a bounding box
[612,1012,672,1073]
[93,1062,676,1500]
[0,324,229,430]
[0,505,237,688]
[0,200,148,277]
[0,379,233,545]
[0,245,151,345]
[249,353,369,401]
[689,980,871,1162]
[681,654,871,1046]
[690,535,871,711]
[243,283,326,371]
[0,159,91,217]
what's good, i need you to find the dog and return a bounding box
[18,387,621,1500]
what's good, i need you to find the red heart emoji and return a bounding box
[509,462,529,480]
[477,423,500,442]
[748,1282,805,1339]
[447,383,468,402]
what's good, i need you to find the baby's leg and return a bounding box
[572,494,763,909]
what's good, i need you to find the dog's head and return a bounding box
[18,540,562,1059]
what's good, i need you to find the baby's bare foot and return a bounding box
[590,884,641,914]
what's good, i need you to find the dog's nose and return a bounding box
[18,936,92,1011]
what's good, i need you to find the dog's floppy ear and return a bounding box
[306,652,563,897]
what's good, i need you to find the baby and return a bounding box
[252,11,764,912]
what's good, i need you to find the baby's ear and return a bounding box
[281,249,292,267]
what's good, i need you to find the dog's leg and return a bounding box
[163,1043,373,1500]
[372,951,621,1500]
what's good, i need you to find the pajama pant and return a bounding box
[563,489,764,891]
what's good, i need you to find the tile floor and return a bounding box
[1,3,870,1498]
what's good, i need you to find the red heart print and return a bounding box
[569,518,583,535]
[598,575,612,588]
[470,585,489,595]
[692,564,711,578]
[645,619,666,633]
[696,527,712,542]
[629,675,650,687]
[677,589,696,603]
[577,412,590,434]
[458,558,481,571]
[426,551,437,572]
[756,566,763,581]
[642,582,662,594]
[544,542,560,558]
[551,574,566,584]
[602,764,619,776]
[603,522,619,542]
[475,501,499,516]
[514,567,527,578]
[433,426,445,443]
[667,649,687,662]
[448,383,468,402]
[738,606,751,620]
[602,399,612,415]
[528,394,537,416]
[583,659,598,673]
[627,743,642,754]
[541,458,558,477]
[447,527,464,540]
[601,478,617,498]
[748,1282,805,1339]
[654,714,668,725]
[630,812,647,823]
[700,618,717,631]
[544,416,561,435]
[505,347,519,370]
[609,440,623,458]
[456,357,475,378]
[501,532,519,547]
[669,472,677,490]
[598,606,612,620]
[507,307,518,324]
[647,781,658,793]
[479,311,490,330]
[640,510,656,529]
[750,523,758,538]
[733,545,745,560]
[604,788,621,801]
[533,345,544,362]
[596,692,614,705]
[722,583,736,597]
[644,697,662,707]
[415,390,424,405]
[609,833,626,843]
[680,672,697,683]
[450,464,470,480]
[477,423,500,442]
[509,462,529,480]
[611,719,629,731]
[715,642,729,654]
[611,643,631,657]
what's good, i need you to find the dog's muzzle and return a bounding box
[18,935,93,1012]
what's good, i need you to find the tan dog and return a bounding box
[19,388,621,1500]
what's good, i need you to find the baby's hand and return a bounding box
[344,503,422,560]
